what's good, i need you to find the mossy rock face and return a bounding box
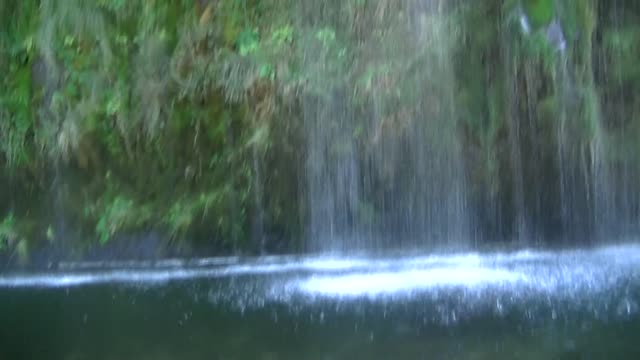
[523,0,555,29]
[1,0,640,257]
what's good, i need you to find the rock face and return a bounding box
[1,1,640,260]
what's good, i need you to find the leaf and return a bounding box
[258,64,273,80]
[106,93,122,116]
[271,25,293,46]
[315,28,336,47]
[237,28,259,56]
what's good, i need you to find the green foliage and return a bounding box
[522,0,555,29]
[97,0,127,12]
[94,196,138,245]
[164,189,244,243]
[0,2,37,169]
[0,0,638,257]
[237,28,260,56]
[0,214,30,262]
[271,25,294,46]
[0,214,18,251]
[603,26,640,84]
[165,201,195,240]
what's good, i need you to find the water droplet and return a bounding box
[496,299,504,315]
[519,14,531,34]
[546,20,566,52]
[616,297,638,319]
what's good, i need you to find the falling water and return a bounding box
[297,0,640,252]
[595,0,640,239]
[251,144,266,254]
[301,0,469,252]
[506,1,621,244]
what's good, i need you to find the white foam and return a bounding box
[0,259,372,288]
[0,270,205,288]
[1,244,640,294]
[297,267,525,297]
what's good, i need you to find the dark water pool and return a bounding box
[2,245,640,359]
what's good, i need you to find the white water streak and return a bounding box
[1,245,639,300]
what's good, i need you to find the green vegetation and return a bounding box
[0,0,638,259]
[0,214,18,251]
[522,0,556,29]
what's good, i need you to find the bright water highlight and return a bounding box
[2,244,640,359]
[2,244,639,301]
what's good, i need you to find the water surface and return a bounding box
[2,244,640,359]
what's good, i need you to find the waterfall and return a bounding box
[301,0,470,252]
[501,0,622,244]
